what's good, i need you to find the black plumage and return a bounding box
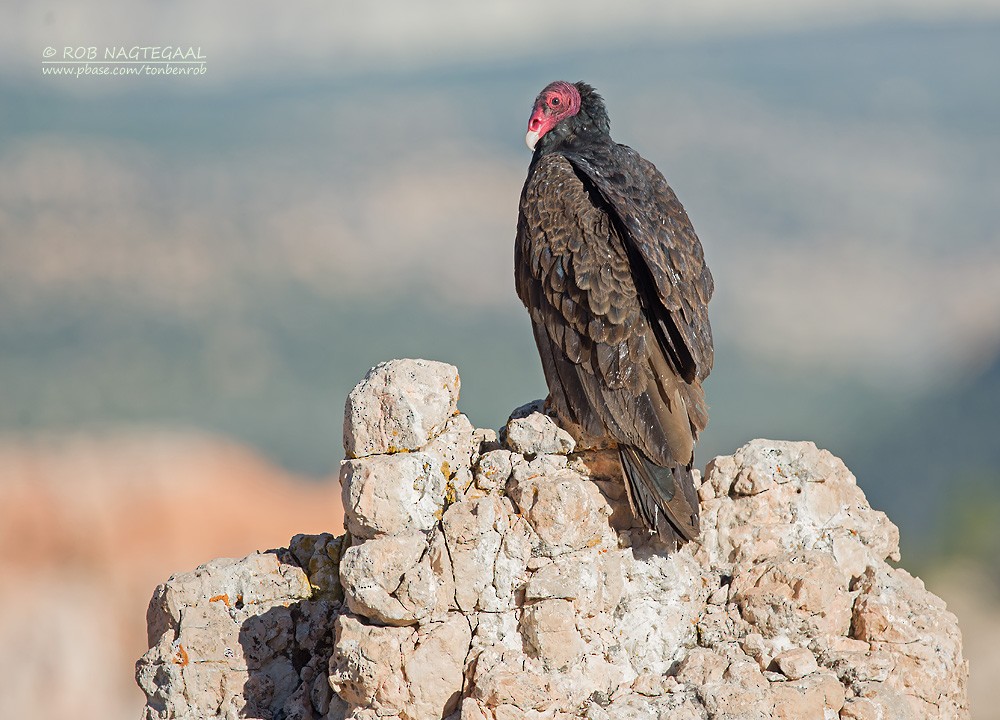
[515,81,714,545]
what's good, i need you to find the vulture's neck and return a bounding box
[539,120,611,157]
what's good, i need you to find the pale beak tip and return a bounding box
[525,130,540,150]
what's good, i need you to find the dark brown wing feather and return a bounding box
[562,145,714,384]
[516,151,711,542]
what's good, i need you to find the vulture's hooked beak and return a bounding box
[526,110,547,150]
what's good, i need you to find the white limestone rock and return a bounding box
[772,647,819,680]
[506,461,614,557]
[338,530,433,626]
[139,363,970,720]
[520,598,586,670]
[340,452,447,540]
[441,494,532,613]
[343,358,460,458]
[474,449,514,492]
[503,410,576,456]
[699,439,901,580]
[136,547,338,720]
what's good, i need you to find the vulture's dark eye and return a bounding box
[550,96,561,106]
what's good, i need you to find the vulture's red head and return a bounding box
[525,81,610,152]
[525,81,582,150]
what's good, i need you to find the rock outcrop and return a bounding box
[136,358,969,720]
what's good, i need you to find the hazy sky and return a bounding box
[5,0,1000,89]
[3,3,999,395]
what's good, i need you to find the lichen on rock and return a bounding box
[137,358,970,720]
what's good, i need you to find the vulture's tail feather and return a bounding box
[619,445,700,544]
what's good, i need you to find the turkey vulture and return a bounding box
[515,81,714,545]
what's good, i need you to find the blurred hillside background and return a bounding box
[2,1,999,718]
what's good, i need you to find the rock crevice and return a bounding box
[137,358,969,720]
